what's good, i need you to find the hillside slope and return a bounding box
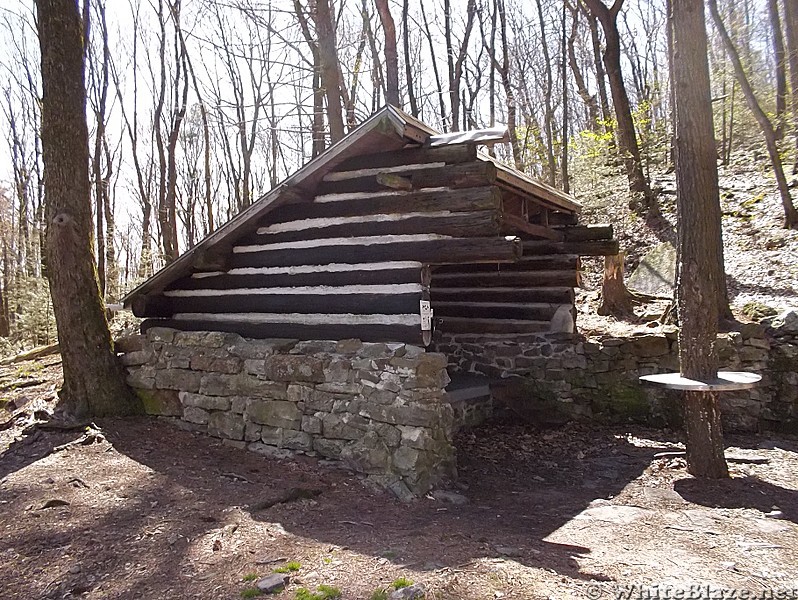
[574,152,798,331]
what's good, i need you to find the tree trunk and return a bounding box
[535,0,557,187]
[672,0,728,478]
[402,0,418,116]
[314,0,345,144]
[361,0,385,114]
[486,1,497,132]
[102,138,117,300]
[0,241,10,337]
[153,0,171,262]
[375,0,400,107]
[109,5,152,278]
[561,1,570,193]
[583,0,657,218]
[597,253,635,316]
[726,81,736,165]
[36,0,140,419]
[666,0,676,166]
[445,0,477,133]
[420,0,447,131]
[444,0,456,131]
[496,0,522,169]
[783,0,798,170]
[585,6,612,130]
[88,1,110,297]
[568,5,601,131]
[180,29,213,234]
[164,0,188,250]
[292,0,325,158]
[769,0,787,136]
[709,0,798,229]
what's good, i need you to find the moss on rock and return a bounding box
[135,388,181,416]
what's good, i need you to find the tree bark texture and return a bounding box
[36,0,140,418]
[769,0,787,133]
[597,252,634,316]
[583,0,656,217]
[585,7,612,129]
[375,0,400,107]
[496,0,522,169]
[314,0,346,144]
[672,0,728,478]
[568,5,601,131]
[782,0,798,170]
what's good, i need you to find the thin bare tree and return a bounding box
[583,0,657,218]
[375,0,400,107]
[709,0,798,228]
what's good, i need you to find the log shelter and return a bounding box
[123,106,618,345]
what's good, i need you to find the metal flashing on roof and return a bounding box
[428,127,510,148]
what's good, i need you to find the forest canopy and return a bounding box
[0,0,793,348]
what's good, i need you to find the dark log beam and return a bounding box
[431,287,575,304]
[529,210,578,226]
[265,186,502,223]
[141,319,427,345]
[241,211,501,245]
[168,266,429,291]
[433,255,578,273]
[501,213,564,241]
[163,292,423,316]
[192,244,232,272]
[230,237,523,269]
[523,239,619,256]
[332,143,477,171]
[431,270,579,288]
[436,317,550,335]
[316,161,497,195]
[434,302,567,321]
[131,294,174,318]
[557,224,614,242]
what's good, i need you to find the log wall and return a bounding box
[137,146,611,344]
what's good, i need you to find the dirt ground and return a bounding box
[1,355,797,600]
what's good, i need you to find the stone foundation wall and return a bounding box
[116,316,797,496]
[118,328,456,499]
[435,318,798,433]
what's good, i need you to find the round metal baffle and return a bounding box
[639,371,761,392]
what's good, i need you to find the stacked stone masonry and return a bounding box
[435,315,798,433]
[119,328,457,499]
[117,313,798,498]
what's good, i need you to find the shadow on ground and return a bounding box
[727,274,798,301]
[103,418,667,584]
[4,416,794,598]
[674,475,798,525]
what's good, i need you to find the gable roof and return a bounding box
[123,106,580,305]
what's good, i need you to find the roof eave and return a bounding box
[122,107,416,306]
